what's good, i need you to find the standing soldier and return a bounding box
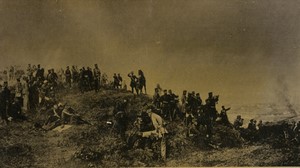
[181,90,188,112]
[9,66,15,80]
[205,92,219,122]
[32,65,37,79]
[101,73,108,86]
[160,90,170,119]
[138,70,146,94]
[195,93,202,108]
[187,91,197,115]
[71,65,79,83]
[93,64,101,92]
[28,80,39,110]
[22,77,29,112]
[36,64,44,81]
[0,81,10,125]
[65,66,72,88]
[203,99,214,138]
[185,92,196,127]
[27,64,33,81]
[155,84,162,95]
[15,78,23,106]
[50,69,58,88]
[128,72,138,94]
[168,90,179,121]
[153,88,161,108]
[79,68,84,93]
[86,67,93,90]
[46,69,52,81]
[220,106,231,126]
[181,90,188,121]
[113,73,119,89]
[117,73,122,89]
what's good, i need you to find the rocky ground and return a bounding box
[0,88,299,167]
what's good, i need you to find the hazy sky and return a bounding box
[0,0,299,105]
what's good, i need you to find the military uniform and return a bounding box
[93,66,101,92]
[247,119,257,131]
[114,100,128,140]
[15,79,23,105]
[86,67,93,90]
[233,115,244,130]
[181,91,187,113]
[117,74,122,88]
[220,106,231,126]
[65,67,72,88]
[113,74,119,89]
[71,66,79,83]
[205,92,219,122]
[0,83,10,123]
[128,72,138,94]
[141,109,167,138]
[153,89,160,108]
[168,90,179,121]
[160,91,171,119]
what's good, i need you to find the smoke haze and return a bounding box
[0,0,300,106]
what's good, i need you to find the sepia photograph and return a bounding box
[0,0,299,167]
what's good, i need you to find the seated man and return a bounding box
[247,119,257,131]
[140,105,168,138]
[43,103,83,130]
[8,98,27,121]
[113,99,129,139]
[233,115,244,130]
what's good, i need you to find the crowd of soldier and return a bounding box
[0,64,149,124]
[1,64,300,144]
[150,85,300,142]
[152,87,221,138]
[0,63,106,125]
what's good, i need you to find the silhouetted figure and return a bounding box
[153,88,160,108]
[205,92,219,122]
[138,70,146,94]
[65,66,72,88]
[113,73,119,89]
[248,119,257,131]
[0,81,10,125]
[234,115,244,130]
[93,64,101,92]
[220,106,231,126]
[128,72,138,94]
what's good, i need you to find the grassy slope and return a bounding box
[0,89,299,167]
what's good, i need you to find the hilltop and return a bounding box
[0,88,299,167]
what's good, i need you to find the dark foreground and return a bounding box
[0,89,299,167]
